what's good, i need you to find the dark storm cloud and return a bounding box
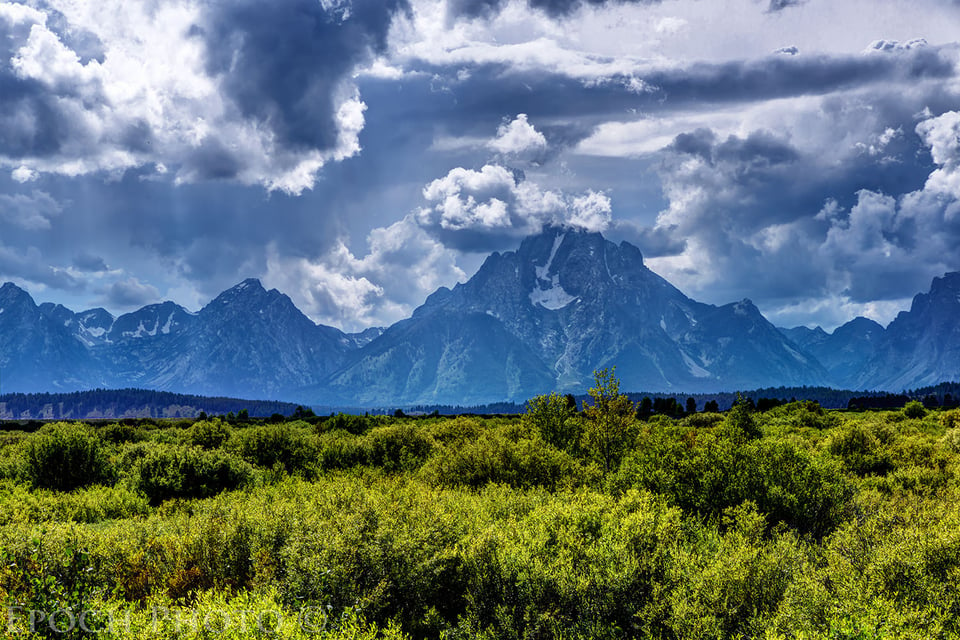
[608,221,687,258]
[0,10,114,165]
[766,0,804,12]
[72,253,108,273]
[0,245,80,291]
[0,190,62,231]
[200,0,410,159]
[535,122,595,162]
[398,44,957,128]
[670,128,800,171]
[102,278,160,308]
[642,45,954,105]
[179,138,245,181]
[653,104,960,308]
[0,73,70,159]
[29,168,350,302]
[448,0,663,20]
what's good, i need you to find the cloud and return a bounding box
[11,166,38,183]
[866,38,929,53]
[608,220,687,258]
[0,190,62,230]
[766,0,804,12]
[264,216,466,330]
[811,112,960,303]
[72,253,108,273]
[415,163,611,251]
[0,244,80,290]
[487,113,549,163]
[644,108,960,326]
[432,113,588,165]
[101,277,161,309]
[0,0,412,194]
[917,110,960,198]
[567,190,612,230]
[447,0,664,20]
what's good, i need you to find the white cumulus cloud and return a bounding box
[415,163,612,250]
[487,114,549,161]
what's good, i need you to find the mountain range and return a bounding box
[1,226,958,406]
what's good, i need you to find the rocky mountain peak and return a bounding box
[927,272,960,301]
[0,282,35,309]
[834,316,885,338]
[210,278,269,305]
[202,279,311,328]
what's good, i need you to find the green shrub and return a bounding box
[19,423,114,491]
[185,418,232,449]
[682,412,724,428]
[942,427,960,453]
[725,394,762,439]
[231,423,318,474]
[316,430,367,470]
[940,409,960,431]
[128,444,253,503]
[424,416,485,445]
[423,434,585,489]
[764,400,841,431]
[903,401,927,419]
[666,502,809,639]
[364,423,434,472]
[752,440,853,537]
[97,422,147,444]
[828,421,895,475]
[0,482,150,524]
[323,413,372,435]
[614,430,852,537]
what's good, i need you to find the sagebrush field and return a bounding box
[2,377,960,639]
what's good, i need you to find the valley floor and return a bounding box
[2,399,960,639]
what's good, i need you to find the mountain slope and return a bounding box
[782,317,886,388]
[855,272,960,390]
[97,279,356,399]
[0,283,105,392]
[317,309,556,405]
[318,227,828,404]
[4,236,959,404]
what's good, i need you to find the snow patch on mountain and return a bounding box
[125,320,158,339]
[530,277,578,310]
[535,231,565,281]
[681,351,712,378]
[161,313,175,335]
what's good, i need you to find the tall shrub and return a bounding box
[20,423,113,491]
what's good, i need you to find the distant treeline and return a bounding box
[409,382,960,415]
[3,381,960,422]
[0,388,300,421]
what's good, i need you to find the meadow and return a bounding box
[2,375,960,639]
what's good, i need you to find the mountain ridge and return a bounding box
[1,228,959,404]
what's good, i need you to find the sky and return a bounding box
[1,0,959,332]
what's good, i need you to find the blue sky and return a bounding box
[1,0,959,331]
